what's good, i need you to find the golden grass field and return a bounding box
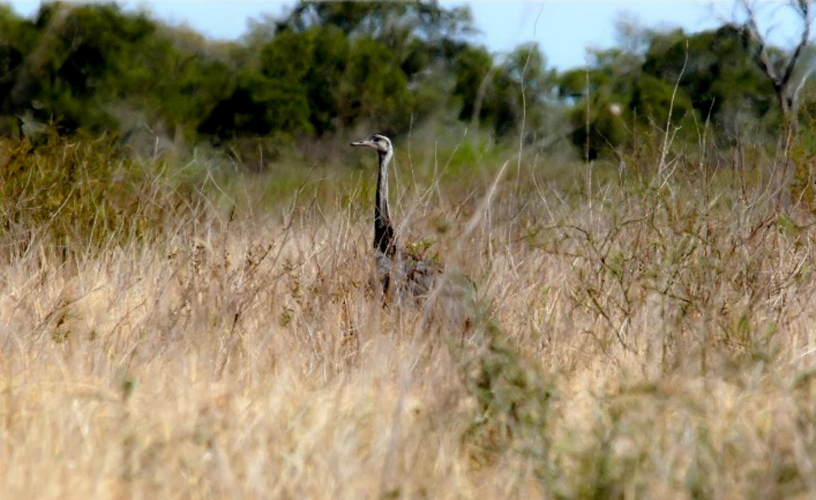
[1,136,816,499]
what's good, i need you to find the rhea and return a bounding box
[351,133,438,300]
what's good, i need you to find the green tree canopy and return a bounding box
[0,1,808,162]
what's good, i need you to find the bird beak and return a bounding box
[350,140,377,150]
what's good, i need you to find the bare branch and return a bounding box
[781,0,812,86]
[740,0,781,86]
[741,0,814,116]
[793,62,816,106]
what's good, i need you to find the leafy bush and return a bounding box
[0,133,199,256]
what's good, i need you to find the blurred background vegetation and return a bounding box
[1,1,813,163]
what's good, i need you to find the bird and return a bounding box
[350,133,440,301]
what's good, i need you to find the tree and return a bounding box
[452,44,492,123]
[739,0,815,149]
[198,30,317,140]
[559,47,643,160]
[0,5,38,136]
[340,36,414,131]
[643,25,776,141]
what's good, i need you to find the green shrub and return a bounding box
[0,133,198,257]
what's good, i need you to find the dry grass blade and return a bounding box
[1,133,816,499]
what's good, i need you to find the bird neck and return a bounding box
[374,149,395,256]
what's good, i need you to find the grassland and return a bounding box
[1,132,816,499]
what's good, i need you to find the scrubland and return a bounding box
[1,133,816,499]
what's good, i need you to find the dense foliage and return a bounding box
[0,1,813,162]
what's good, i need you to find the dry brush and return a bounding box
[1,137,816,499]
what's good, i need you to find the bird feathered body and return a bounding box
[375,247,439,299]
[352,134,441,301]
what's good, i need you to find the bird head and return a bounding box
[351,134,392,156]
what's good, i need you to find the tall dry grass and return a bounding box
[1,135,816,499]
